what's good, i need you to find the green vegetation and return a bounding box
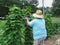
[45,14,55,37]
[0,13,60,45]
[0,5,33,45]
[45,14,60,37]
[51,17,60,23]
[0,0,60,45]
[52,0,60,16]
[0,20,6,36]
[51,17,60,34]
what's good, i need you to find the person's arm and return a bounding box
[26,18,30,25]
[24,18,30,26]
[24,18,35,27]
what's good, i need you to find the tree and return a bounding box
[0,0,38,17]
[19,0,38,6]
[0,0,22,6]
[0,6,9,17]
[52,0,60,16]
[0,0,38,7]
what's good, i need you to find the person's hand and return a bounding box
[24,18,29,20]
[24,17,29,20]
[24,17,30,26]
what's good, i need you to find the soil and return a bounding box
[45,34,60,45]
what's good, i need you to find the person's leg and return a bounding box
[38,37,46,45]
[34,39,39,45]
[39,39,44,45]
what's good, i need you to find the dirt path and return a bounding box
[45,35,60,45]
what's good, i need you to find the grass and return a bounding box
[51,17,60,23]
[0,20,6,35]
[0,20,6,29]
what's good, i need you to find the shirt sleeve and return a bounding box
[28,20,35,27]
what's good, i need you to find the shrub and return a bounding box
[44,14,56,37]
[54,23,60,34]
[0,5,33,45]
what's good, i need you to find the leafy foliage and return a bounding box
[0,0,38,17]
[0,6,9,17]
[0,5,33,45]
[0,0,38,7]
[44,14,56,37]
[45,14,60,37]
[52,0,60,16]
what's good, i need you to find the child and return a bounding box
[25,10,47,45]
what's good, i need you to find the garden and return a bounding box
[0,0,60,45]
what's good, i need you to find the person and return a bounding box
[24,10,47,45]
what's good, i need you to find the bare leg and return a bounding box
[34,39,39,45]
[38,37,46,45]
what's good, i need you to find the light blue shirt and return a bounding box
[28,18,47,40]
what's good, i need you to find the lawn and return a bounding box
[0,20,7,29]
[0,20,6,35]
[51,17,60,23]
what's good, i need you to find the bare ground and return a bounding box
[45,34,60,45]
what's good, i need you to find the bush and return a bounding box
[54,23,60,34]
[44,14,56,37]
[0,5,33,45]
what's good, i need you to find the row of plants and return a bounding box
[53,23,60,34]
[0,5,33,45]
[0,5,60,45]
[45,14,60,37]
